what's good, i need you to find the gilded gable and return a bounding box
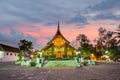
[52,35,66,47]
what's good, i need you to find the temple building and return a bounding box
[42,22,76,59]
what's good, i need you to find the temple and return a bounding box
[42,22,76,59]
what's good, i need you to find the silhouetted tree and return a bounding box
[18,39,33,50]
[97,27,120,61]
[74,34,92,58]
[114,25,120,44]
[76,34,90,47]
[18,39,33,56]
[112,25,120,61]
[97,27,114,48]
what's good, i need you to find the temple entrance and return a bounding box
[56,51,63,59]
[54,47,64,59]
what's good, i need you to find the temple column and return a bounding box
[52,46,54,58]
[64,44,67,57]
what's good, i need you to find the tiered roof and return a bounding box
[43,22,76,50]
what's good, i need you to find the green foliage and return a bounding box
[109,46,119,60]
[77,53,81,58]
[18,50,24,61]
[96,27,119,59]
[94,61,98,65]
[95,51,103,58]
[80,47,89,58]
[84,57,91,60]
[83,61,88,66]
[37,54,40,58]
[30,60,37,67]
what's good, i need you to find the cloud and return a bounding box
[93,13,120,20]
[0,28,23,44]
[0,28,38,49]
[87,0,120,11]
[83,0,120,22]
[0,0,68,26]
[0,0,104,27]
[66,14,88,25]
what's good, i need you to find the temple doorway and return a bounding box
[54,47,64,59]
[56,51,63,59]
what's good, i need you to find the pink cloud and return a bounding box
[12,20,119,49]
[60,20,119,43]
[61,24,98,42]
[0,27,11,35]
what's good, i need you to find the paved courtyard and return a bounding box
[0,62,120,80]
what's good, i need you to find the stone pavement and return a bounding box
[0,62,120,80]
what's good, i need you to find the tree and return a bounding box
[72,34,92,59]
[96,27,119,61]
[113,25,120,61]
[18,39,33,51]
[114,25,120,44]
[76,34,90,47]
[97,27,114,48]
[18,39,33,57]
[116,25,120,37]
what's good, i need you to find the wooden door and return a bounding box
[56,51,63,59]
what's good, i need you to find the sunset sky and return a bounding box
[0,0,120,50]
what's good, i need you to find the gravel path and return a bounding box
[0,62,120,80]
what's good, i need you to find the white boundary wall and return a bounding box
[0,51,18,62]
